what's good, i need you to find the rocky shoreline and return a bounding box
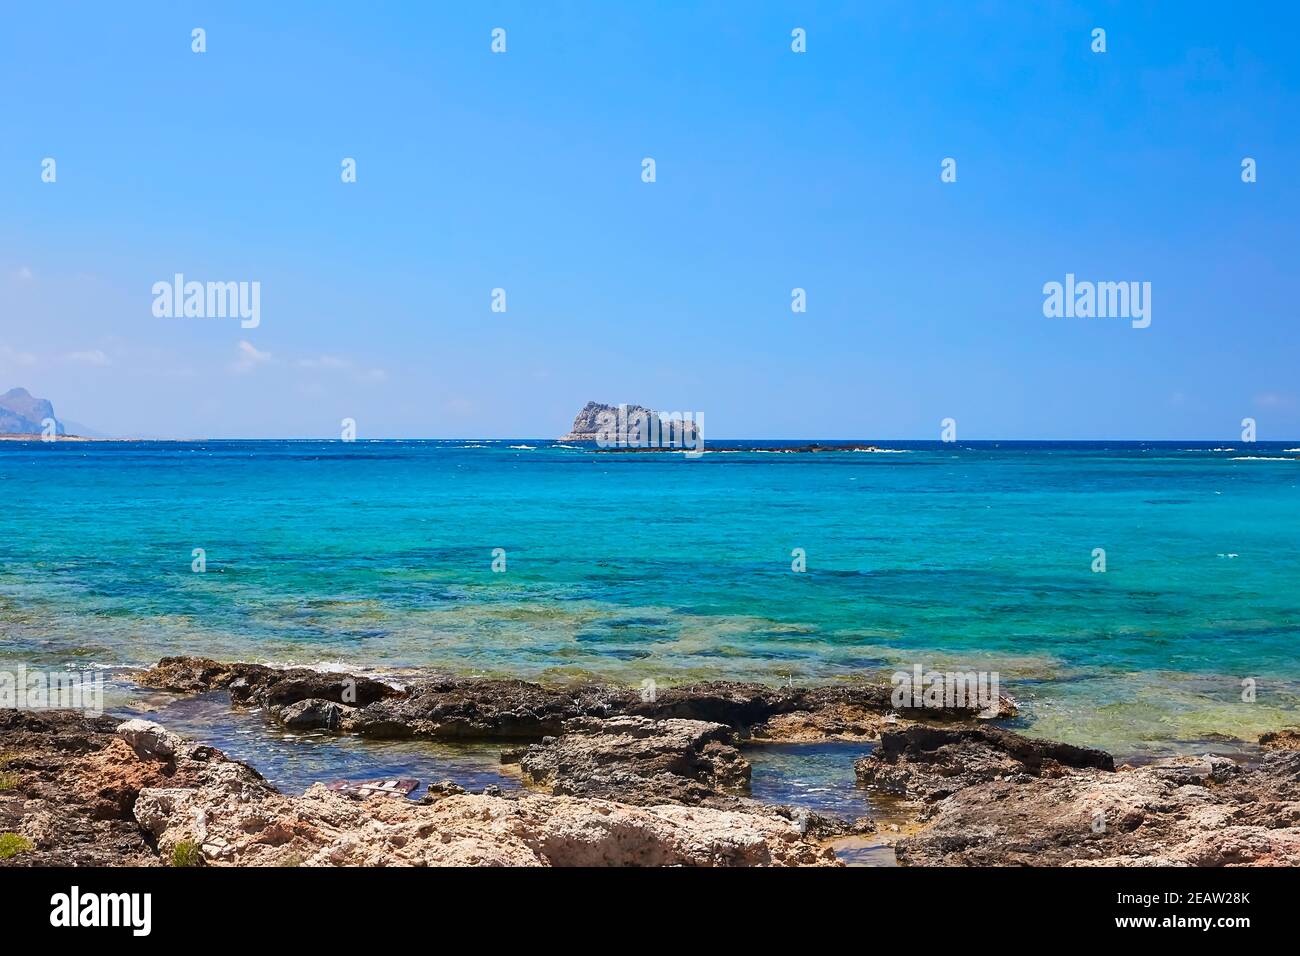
[2,656,1298,867]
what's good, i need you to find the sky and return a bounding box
[1,1,1297,439]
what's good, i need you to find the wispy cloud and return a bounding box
[297,355,350,370]
[1254,392,1296,410]
[296,353,387,383]
[231,340,272,374]
[64,349,111,367]
[0,344,38,367]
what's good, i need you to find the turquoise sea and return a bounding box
[2,439,1299,758]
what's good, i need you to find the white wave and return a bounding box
[1230,456,1298,461]
[250,658,355,673]
[253,658,408,688]
[508,444,536,450]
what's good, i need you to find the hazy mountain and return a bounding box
[0,387,66,435]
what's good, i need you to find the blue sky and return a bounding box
[2,1,1297,439]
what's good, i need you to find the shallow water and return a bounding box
[746,741,900,866]
[132,692,515,798]
[746,741,875,819]
[4,439,1300,754]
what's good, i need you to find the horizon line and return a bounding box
[5,436,1299,445]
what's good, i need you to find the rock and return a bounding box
[4,711,835,867]
[425,780,465,798]
[851,726,1300,866]
[1260,729,1300,751]
[895,750,1300,867]
[140,657,399,711]
[275,699,348,731]
[634,681,1015,732]
[138,657,274,694]
[337,674,635,739]
[559,401,699,446]
[136,782,837,867]
[0,711,154,865]
[746,686,1013,741]
[750,705,896,743]
[348,675,1000,743]
[13,702,1300,867]
[503,716,868,837]
[506,716,751,806]
[855,725,1114,802]
[116,719,184,760]
[630,682,793,727]
[142,658,633,739]
[138,656,1014,745]
[259,674,393,709]
[0,710,265,866]
[1142,753,1241,787]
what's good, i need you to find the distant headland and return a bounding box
[0,387,105,439]
[0,387,65,437]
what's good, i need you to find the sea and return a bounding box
[2,438,1297,834]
